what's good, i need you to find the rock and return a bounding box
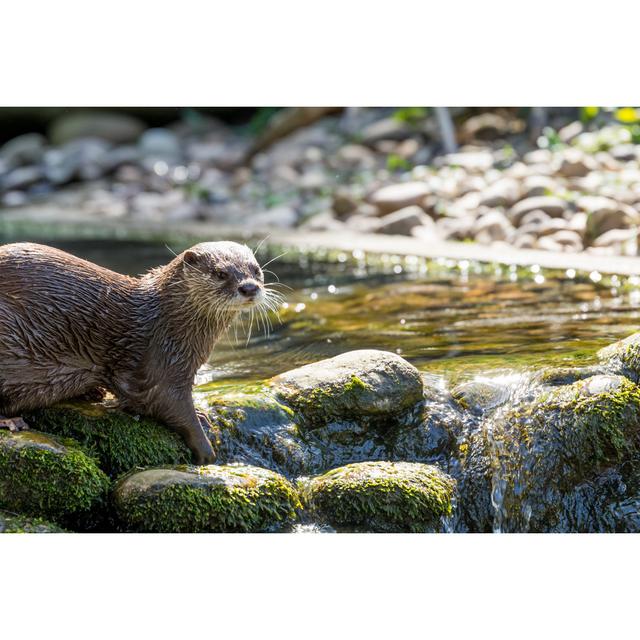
[610,144,638,162]
[478,177,520,207]
[523,149,552,165]
[490,375,640,531]
[544,229,583,252]
[360,117,413,145]
[25,402,192,478]
[513,233,536,249]
[49,110,145,145]
[591,228,638,253]
[533,366,602,387]
[113,464,301,532]
[373,205,433,236]
[251,205,298,228]
[439,150,494,172]
[583,199,640,240]
[0,510,66,533]
[452,381,510,415]
[1,165,43,190]
[368,181,430,214]
[302,461,455,532]
[558,121,584,143]
[331,144,378,170]
[556,148,597,177]
[508,196,568,225]
[331,191,359,219]
[599,331,640,381]
[459,113,514,142]
[522,175,557,199]
[473,210,514,243]
[0,133,47,168]
[270,350,424,429]
[519,209,551,227]
[536,217,571,236]
[138,128,182,161]
[0,430,109,524]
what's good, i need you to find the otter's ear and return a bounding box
[183,250,199,265]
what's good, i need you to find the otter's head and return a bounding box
[179,241,265,312]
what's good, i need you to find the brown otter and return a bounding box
[0,241,270,464]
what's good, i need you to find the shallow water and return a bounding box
[13,238,640,387]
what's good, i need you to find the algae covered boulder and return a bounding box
[270,350,424,428]
[113,463,301,532]
[490,374,640,532]
[26,402,192,477]
[598,331,640,382]
[303,460,455,532]
[0,510,66,533]
[0,430,109,523]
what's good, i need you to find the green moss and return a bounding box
[303,461,455,532]
[0,510,66,533]
[0,430,110,524]
[26,402,192,478]
[114,464,302,533]
[599,332,640,382]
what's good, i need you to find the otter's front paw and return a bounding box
[194,446,217,466]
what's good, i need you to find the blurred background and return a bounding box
[2,106,640,257]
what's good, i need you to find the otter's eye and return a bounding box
[213,270,228,281]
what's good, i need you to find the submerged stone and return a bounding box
[489,374,640,532]
[598,331,640,382]
[270,350,424,429]
[0,430,109,524]
[302,460,455,532]
[113,464,301,533]
[532,366,602,387]
[451,380,510,415]
[0,510,66,533]
[26,402,192,478]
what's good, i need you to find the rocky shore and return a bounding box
[2,336,640,533]
[3,108,640,258]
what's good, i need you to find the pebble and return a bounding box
[368,181,431,214]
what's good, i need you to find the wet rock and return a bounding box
[0,133,47,168]
[508,196,567,225]
[598,331,640,381]
[302,460,455,532]
[490,375,640,532]
[368,181,431,214]
[0,430,109,524]
[452,380,510,416]
[373,205,433,236]
[0,510,66,533]
[113,464,301,532]
[270,350,424,429]
[49,110,145,145]
[26,401,192,478]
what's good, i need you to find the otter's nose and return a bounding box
[238,282,259,298]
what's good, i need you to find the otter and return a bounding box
[0,241,268,464]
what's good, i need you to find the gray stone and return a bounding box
[508,196,568,225]
[478,177,520,207]
[270,349,424,428]
[0,133,47,168]
[368,181,431,214]
[361,117,413,145]
[374,205,433,236]
[138,128,182,160]
[1,165,43,190]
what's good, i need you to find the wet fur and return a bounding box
[0,241,264,464]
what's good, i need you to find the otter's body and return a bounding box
[0,242,266,464]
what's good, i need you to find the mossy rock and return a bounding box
[451,380,509,415]
[0,510,66,533]
[532,366,602,387]
[0,430,109,524]
[25,402,192,478]
[491,374,640,531]
[598,332,640,382]
[270,350,424,429]
[113,464,302,532]
[302,461,455,532]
